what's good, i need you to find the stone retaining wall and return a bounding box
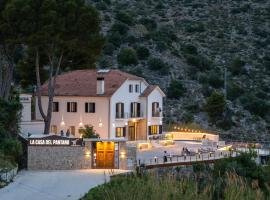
[28,146,91,170]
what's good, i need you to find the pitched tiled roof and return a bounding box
[40,69,145,97]
[140,85,166,97]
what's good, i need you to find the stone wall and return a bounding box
[28,146,91,170]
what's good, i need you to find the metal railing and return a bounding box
[136,151,237,167]
[152,111,161,117]
[129,112,144,118]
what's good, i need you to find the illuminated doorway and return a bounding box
[94,142,115,168]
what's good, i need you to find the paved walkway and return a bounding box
[0,169,128,200]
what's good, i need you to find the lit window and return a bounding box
[148,125,162,135]
[116,127,126,137]
[53,102,59,112]
[85,102,95,113]
[67,102,77,112]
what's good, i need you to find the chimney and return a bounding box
[97,77,105,94]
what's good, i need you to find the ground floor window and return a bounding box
[116,127,126,137]
[148,125,162,135]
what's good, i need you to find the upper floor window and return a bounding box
[53,102,59,112]
[135,84,140,93]
[130,102,141,118]
[67,102,77,112]
[129,84,133,93]
[116,103,124,118]
[85,102,95,113]
[152,102,160,117]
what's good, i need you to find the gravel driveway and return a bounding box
[0,169,128,200]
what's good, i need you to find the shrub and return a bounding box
[110,22,129,35]
[229,58,245,75]
[167,79,186,99]
[103,43,115,55]
[117,48,138,66]
[185,54,210,71]
[136,46,150,60]
[182,112,194,123]
[107,32,122,47]
[204,91,226,123]
[79,125,100,138]
[208,72,223,89]
[115,11,134,25]
[240,94,269,117]
[227,82,244,101]
[148,57,166,70]
[181,44,198,55]
[139,18,157,31]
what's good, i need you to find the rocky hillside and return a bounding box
[89,0,270,140]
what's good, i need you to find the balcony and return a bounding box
[129,112,144,118]
[152,111,161,118]
[115,112,128,119]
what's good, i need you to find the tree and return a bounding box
[0,0,22,100]
[167,79,186,99]
[136,46,150,60]
[204,91,225,122]
[117,48,138,65]
[79,125,100,138]
[3,0,104,134]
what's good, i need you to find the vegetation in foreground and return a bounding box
[82,153,270,200]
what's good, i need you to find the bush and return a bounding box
[204,91,226,123]
[136,46,150,60]
[139,18,157,31]
[103,43,115,55]
[229,58,245,75]
[185,54,210,71]
[167,79,186,99]
[148,57,166,70]
[115,11,134,25]
[181,44,198,55]
[107,32,122,47]
[240,94,269,117]
[182,112,194,123]
[79,125,100,138]
[117,48,138,66]
[227,82,244,101]
[208,72,223,89]
[110,22,129,35]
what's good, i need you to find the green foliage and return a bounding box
[229,58,245,75]
[0,96,22,163]
[3,0,104,88]
[79,125,100,138]
[117,48,138,66]
[204,91,225,122]
[136,46,150,60]
[227,82,245,101]
[103,43,115,55]
[239,94,269,118]
[147,57,169,74]
[110,22,129,35]
[167,79,186,99]
[181,44,198,55]
[115,11,134,25]
[182,112,194,123]
[185,54,210,72]
[139,18,157,31]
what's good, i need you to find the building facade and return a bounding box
[25,69,165,140]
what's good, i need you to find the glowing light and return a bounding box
[147,121,151,125]
[85,151,91,157]
[112,123,115,127]
[60,115,65,127]
[125,122,128,126]
[120,151,126,159]
[98,119,103,127]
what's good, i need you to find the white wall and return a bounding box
[35,96,110,138]
[20,94,32,122]
[110,80,148,138]
[20,121,45,135]
[146,88,164,135]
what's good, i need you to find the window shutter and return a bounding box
[121,103,124,116]
[137,103,140,116]
[130,103,133,115]
[148,126,152,135]
[75,102,77,112]
[93,103,95,113]
[159,125,163,134]
[123,127,126,137]
[67,102,70,112]
[152,103,154,114]
[85,103,88,112]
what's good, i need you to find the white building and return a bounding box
[21,69,165,140]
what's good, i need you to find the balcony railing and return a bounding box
[129,112,143,118]
[115,112,128,119]
[152,111,161,117]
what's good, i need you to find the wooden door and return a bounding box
[96,142,115,168]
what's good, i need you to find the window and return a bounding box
[51,125,57,134]
[67,102,77,112]
[130,102,141,118]
[69,126,75,136]
[135,84,140,93]
[129,84,133,93]
[53,102,59,112]
[116,103,124,118]
[152,102,160,117]
[116,127,126,137]
[148,125,162,135]
[85,102,95,113]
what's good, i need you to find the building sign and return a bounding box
[28,135,83,146]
